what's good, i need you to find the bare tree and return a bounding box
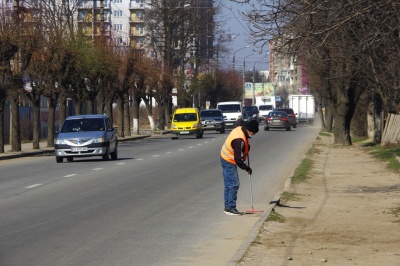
[239,0,400,145]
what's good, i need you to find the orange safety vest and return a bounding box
[220,126,249,164]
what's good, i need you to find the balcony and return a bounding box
[130,15,143,22]
[129,2,145,9]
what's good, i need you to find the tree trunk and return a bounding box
[74,101,81,115]
[0,99,4,153]
[47,96,57,147]
[157,98,165,130]
[32,99,40,149]
[325,104,334,132]
[58,91,67,129]
[132,96,141,134]
[123,94,131,137]
[104,91,113,123]
[332,93,355,145]
[373,92,383,143]
[10,95,21,151]
[116,96,124,137]
[86,99,94,114]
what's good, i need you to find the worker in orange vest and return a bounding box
[220,120,259,215]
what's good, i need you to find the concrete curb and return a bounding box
[226,196,281,266]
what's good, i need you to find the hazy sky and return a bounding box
[217,0,269,71]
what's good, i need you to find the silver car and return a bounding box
[54,114,118,163]
[200,109,225,133]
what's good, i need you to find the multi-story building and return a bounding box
[269,40,305,105]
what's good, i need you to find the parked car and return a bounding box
[276,108,297,128]
[264,111,292,131]
[54,114,118,163]
[170,108,203,140]
[200,109,225,133]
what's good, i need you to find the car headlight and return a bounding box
[93,137,105,143]
[171,124,177,129]
[193,123,199,128]
[55,139,66,145]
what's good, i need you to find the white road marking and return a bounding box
[64,174,77,177]
[152,155,159,157]
[166,152,172,154]
[25,184,42,189]
[136,158,144,160]
[92,168,103,171]
[188,146,194,148]
[117,162,126,165]
[179,149,184,151]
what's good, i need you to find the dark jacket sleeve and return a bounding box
[231,138,250,171]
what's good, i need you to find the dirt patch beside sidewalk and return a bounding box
[238,134,400,265]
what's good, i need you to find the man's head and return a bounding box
[246,120,259,137]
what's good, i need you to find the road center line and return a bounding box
[92,168,103,171]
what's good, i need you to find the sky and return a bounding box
[216,0,269,72]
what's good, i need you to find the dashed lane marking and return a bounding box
[25,184,42,189]
[64,174,78,177]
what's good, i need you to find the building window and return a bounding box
[114,11,122,17]
[114,24,123,31]
[136,25,143,35]
[114,0,122,3]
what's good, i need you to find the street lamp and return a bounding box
[232,45,249,72]
[242,52,258,105]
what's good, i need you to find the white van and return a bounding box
[217,101,242,128]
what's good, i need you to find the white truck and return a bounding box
[289,94,315,124]
[255,96,276,122]
[217,101,242,128]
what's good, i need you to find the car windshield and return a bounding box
[259,105,273,111]
[269,112,287,117]
[173,113,198,122]
[218,104,241,113]
[243,107,258,112]
[61,118,105,133]
[201,111,221,117]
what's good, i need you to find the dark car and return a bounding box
[54,114,118,163]
[264,111,291,131]
[276,108,297,128]
[200,109,225,133]
[242,106,259,122]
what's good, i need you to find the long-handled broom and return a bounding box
[244,154,263,214]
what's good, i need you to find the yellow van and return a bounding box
[170,108,203,140]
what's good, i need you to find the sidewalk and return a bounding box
[238,134,400,265]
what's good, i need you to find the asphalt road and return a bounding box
[0,120,320,266]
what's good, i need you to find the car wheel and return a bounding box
[171,134,178,140]
[102,153,109,160]
[67,157,74,162]
[293,124,297,128]
[110,145,118,160]
[286,127,291,131]
[264,126,269,131]
[56,157,63,163]
[220,128,225,134]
